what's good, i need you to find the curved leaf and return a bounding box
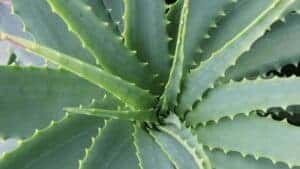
[124,0,171,84]
[150,115,211,169]
[178,0,295,114]
[196,113,300,168]
[160,0,188,111]
[79,120,139,169]
[182,0,232,73]
[187,77,300,125]
[46,0,159,94]
[0,114,103,169]
[206,148,291,169]
[0,33,156,110]
[133,124,174,169]
[226,12,300,80]
[11,0,95,64]
[0,66,112,139]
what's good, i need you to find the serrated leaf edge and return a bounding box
[159,124,210,169]
[78,119,111,169]
[0,112,70,160]
[205,146,293,169]
[148,130,181,169]
[179,0,295,115]
[199,112,296,168]
[191,75,300,126]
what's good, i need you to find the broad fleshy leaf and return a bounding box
[46,0,159,93]
[133,124,174,169]
[182,0,232,73]
[197,113,300,168]
[0,33,156,110]
[226,12,300,80]
[11,0,95,64]
[124,0,171,84]
[0,66,112,139]
[150,115,211,169]
[79,120,139,169]
[178,0,295,114]
[0,114,103,169]
[160,0,188,111]
[206,148,292,169]
[187,77,300,125]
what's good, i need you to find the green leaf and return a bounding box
[166,0,183,55]
[160,0,188,111]
[0,66,112,139]
[64,108,156,122]
[124,0,171,84]
[150,115,211,169]
[198,0,299,62]
[11,0,95,64]
[0,33,156,110]
[182,0,232,73]
[196,113,300,168]
[205,148,291,169]
[226,12,300,80]
[0,3,44,66]
[178,0,295,114]
[0,114,103,169]
[86,0,118,33]
[46,0,158,94]
[103,0,124,32]
[133,124,174,169]
[187,77,300,125]
[79,120,139,169]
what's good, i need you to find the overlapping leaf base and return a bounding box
[1,0,300,169]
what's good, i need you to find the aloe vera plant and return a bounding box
[1,0,300,168]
